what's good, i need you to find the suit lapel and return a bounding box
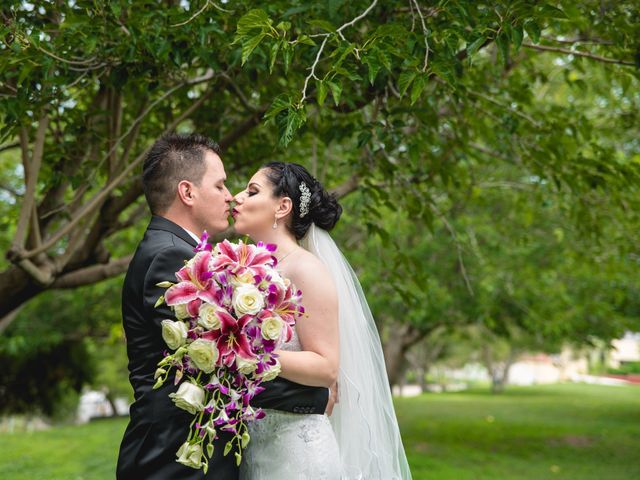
[147,215,199,248]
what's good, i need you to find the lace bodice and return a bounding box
[239,328,341,479]
[281,327,301,352]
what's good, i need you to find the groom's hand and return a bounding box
[325,381,339,416]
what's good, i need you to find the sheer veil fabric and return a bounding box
[300,224,412,480]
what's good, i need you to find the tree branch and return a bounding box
[0,141,19,153]
[15,258,54,286]
[19,78,217,261]
[301,0,379,104]
[114,98,149,175]
[0,305,23,334]
[219,108,268,150]
[468,90,541,128]
[13,114,48,250]
[52,255,133,289]
[411,0,430,71]
[108,88,124,178]
[523,42,635,66]
[331,174,360,199]
[171,0,213,27]
[221,73,259,112]
[95,69,216,176]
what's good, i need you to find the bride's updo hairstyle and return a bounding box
[262,162,342,240]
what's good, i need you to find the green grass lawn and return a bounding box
[0,383,638,479]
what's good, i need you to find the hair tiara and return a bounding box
[299,182,311,218]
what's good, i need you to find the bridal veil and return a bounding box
[301,224,412,480]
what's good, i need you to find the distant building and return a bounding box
[608,332,640,368]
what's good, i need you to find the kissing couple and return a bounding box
[116,133,411,479]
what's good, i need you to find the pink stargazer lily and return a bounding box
[210,240,274,278]
[202,310,255,366]
[270,284,304,325]
[165,251,220,306]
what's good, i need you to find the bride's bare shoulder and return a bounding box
[286,249,333,287]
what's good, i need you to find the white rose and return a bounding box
[188,339,219,373]
[173,303,190,320]
[235,356,258,375]
[161,320,188,350]
[232,284,264,316]
[169,381,205,415]
[269,271,287,292]
[198,303,222,330]
[176,441,203,469]
[259,362,281,382]
[261,316,283,341]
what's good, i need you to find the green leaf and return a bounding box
[363,53,381,85]
[241,33,266,65]
[296,34,316,46]
[370,24,407,41]
[264,94,291,121]
[327,80,342,106]
[357,131,372,148]
[334,67,362,82]
[410,74,426,105]
[282,44,293,75]
[496,32,509,65]
[398,71,417,97]
[375,47,392,71]
[466,35,487,57]
[110,3,121,17]
[17,65,33,86]
[269,40,281,73]
[330,42,356,69]
[236,9,272,38]
[511,24,524,52]
[276,21,291,32]
[276,106,307,147]
[538,5,567,19]
[307,19,336,33]
[524,20,541,43]
[316,80,328,107]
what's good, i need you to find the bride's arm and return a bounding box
[276,257,339,388]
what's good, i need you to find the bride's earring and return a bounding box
[273,214,278,229]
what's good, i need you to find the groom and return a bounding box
[116,133,329,479]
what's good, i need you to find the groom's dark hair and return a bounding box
[142,133,221,214]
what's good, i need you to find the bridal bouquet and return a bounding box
[153,233,304,472]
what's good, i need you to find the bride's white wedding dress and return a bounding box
[239,329,342,479]
[241,225,411,480]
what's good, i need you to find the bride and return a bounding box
[232,162,411,480]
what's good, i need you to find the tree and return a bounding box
[0,275,127,415]
[1,0,638,336]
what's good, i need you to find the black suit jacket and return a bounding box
[116,216,328,479]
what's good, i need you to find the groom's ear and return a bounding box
[176,180,196,206]
[276,196,293,219]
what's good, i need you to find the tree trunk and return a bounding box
[383,323,429,387]
[487,356,517,394]
[104,389,121,418]
[0,265,44,328]
[418,366,428,393]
